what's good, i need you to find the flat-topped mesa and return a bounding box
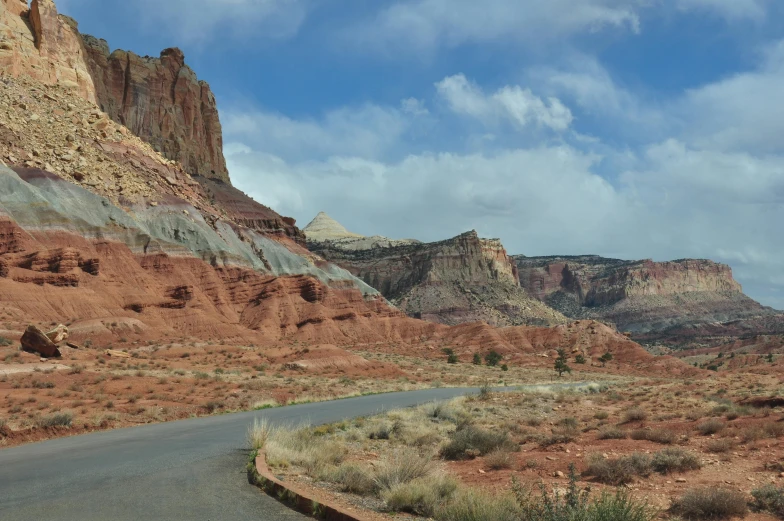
[310,224,566,327]
[0,0,229,182]
[80,38,228,182]
[513,254,772,338]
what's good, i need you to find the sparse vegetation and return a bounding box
[671,488,748,520]
[752,484,784,519]
[622,407,648,423]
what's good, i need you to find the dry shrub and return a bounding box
[330,463,376,495]
[434,488,518,521]
[697,418,726,435]
[538,426,578,447]
[651,448,702,474]
[622,407,648,424]
[763,421,784,439]
[383,474,458,516]
[35,412,72,428]
[752,484,784,518]
[485,449,514,470]
[630,428,676,444]
[375,448,437,490]
[440,427,514,460]
[585,453,651,485]
[706,439,736,453]
[597,427,627,440]
[671,488,748,520]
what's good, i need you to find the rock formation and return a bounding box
[304,212,420,250]
[0,0,228,182]
[514,255,783,343]
[309,221,566,327]
[80,39,228,181]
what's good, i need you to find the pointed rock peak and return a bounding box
[304,212,364,241]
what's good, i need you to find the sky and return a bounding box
[57,0,784,309]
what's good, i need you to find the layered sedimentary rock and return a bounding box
[514,255,782,342]
[80,39,228,181]
[309,221,566,327]
[0,0,228,181]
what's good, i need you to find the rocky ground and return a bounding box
[257,376,784,521]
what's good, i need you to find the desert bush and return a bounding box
[435,488,518,521]
[763,421,784,439]
[697,418,726,435]
[538,426,579,447]
[383,474,458,516]
[518,464,657,521]
[248,418,273,451]
[375,448,437,490]
[741,427,765,444]
[752,484,784,518]
[330,463,377,495]
[485,449,514,470]
[440,427,514,460]
[651,448,702,474]
[597,427,627,440]
[706,439,736,453]
[584,453,651,485]
[594,411,610,420]
[671,488,748,520]
[558,417,579,429]
[36,412,73,428]
[523,414,544,427]
[630,428,676,444]
[622,407,648,423]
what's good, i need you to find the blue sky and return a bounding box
[58,0,784,308]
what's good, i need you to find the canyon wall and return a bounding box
[307,219,565,327]
[0,0,228,181]
[514,255,779,340]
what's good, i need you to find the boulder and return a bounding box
[21,325,61,358]
[45,324,68,343]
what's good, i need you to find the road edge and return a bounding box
[248,449,370,521]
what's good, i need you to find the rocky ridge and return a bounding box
[304,211,420,250]
[309,222,567,327]
[0,0,228,181]
[514,255,783,343]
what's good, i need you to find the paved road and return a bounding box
[0,387,483,520]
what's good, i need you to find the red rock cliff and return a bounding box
[0,0,229,182]
[80,37,229,182]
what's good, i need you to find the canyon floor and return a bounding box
[252,376,784,521]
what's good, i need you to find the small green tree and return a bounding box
[555,349,571,377]
[599,352,614,367]
[768,353,775,363]
[501,364,509,372]
[485,351,503,367]
[447,353,459,364]
[575,354,586,365]
[472,353,482,365]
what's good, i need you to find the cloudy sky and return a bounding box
[60,0,784,308]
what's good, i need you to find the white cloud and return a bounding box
[678,40,784,154]
[435,74,574,132]
[400,98,429,116]
[349,0,644,54]
[135,0,310,43]
[675,0,770,21]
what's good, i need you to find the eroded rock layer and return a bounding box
[514,255,783,343]
[0,0,228,181]
[310,226,567,327]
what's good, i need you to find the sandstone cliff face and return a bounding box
[310,226,566,327]
[80,38,228,181]
[0,0,228,182]
[514,255,777,339]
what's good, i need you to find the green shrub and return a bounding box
[472,353,482,365]
[651,448,701,474]
[671,488,748,520]
[383,474,458,516]
[594,411,610,420]
[752,484,784,518]
[440,427,514,460]
[485,351,503,367]
[584,453,651,485]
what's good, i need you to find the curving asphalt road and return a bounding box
[0,387,483,521]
